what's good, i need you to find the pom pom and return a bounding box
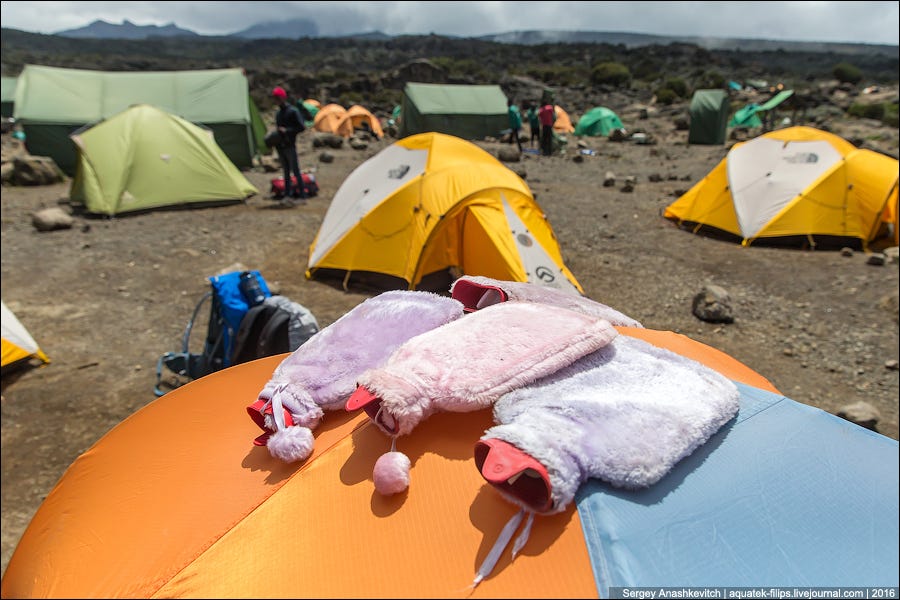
[373,451,411,495]
[267,425,314,462]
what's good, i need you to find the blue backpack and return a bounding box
[154,270,272,396]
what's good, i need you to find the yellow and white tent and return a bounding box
[664,126,899,249]
[306,132,584,294]
[1,300,49,371]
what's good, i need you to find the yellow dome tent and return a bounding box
[336,104,384,139]
[312,103,348,135]
[664,126,899,249]
[306,132,584,294]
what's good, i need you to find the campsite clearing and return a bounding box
[1,105,898,578]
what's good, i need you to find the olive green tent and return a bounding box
[688,89,730,145]
[1,76,17,119]
[13,65,266,175]
[398,82,508,140]
[573,106,624,137]
[69,104,257,216]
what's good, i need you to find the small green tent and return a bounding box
[1,76,17,119]
[398,82,508,140]
[69,104,257,216]
[688,89,730,145]
[729,89,795,128]
[14,65,266,175]
[573,106,624,137]
[298,100,320,128]
[729,103,764,128]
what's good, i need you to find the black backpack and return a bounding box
[230,303,291,365]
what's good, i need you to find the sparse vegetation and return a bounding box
[590,61,631,87]
[833,61,864,84]
[849,101,900,128]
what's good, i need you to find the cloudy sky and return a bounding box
[0,1,897,45]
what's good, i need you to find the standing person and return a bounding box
[272,86,307,200]
[538,97,557,157]
[507,98,523,153]
[525,102,540,149]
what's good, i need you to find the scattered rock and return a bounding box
[836,401,881,431]
[692,284,735,323]
[13,156,65,186]
[497,147,521,163]
[32,207,74,232]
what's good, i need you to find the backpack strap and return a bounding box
[255,308,292,358]
[154,290,213,396]
[231,304,281,366]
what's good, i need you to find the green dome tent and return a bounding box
[573,106,624,137]
[69,104,257,216]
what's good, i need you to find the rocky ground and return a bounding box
[1,96,898,577]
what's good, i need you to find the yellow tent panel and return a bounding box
[1,300,49,371]
[552,105,575,133]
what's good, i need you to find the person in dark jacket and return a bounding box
[272,86,307,199]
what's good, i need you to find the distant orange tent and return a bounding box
[304,98,321,108]
[312,103,347,135]
[336,104,384,139]
[553,105,575,133]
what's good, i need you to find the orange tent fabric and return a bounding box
[304,98,321,108]
[1,327,778,599]
[312,103,347,135]
[336,104,384,139]
[553,105,575,133]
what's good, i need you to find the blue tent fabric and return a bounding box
[576,382,899,595]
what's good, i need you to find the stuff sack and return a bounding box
[270,173,319,198]
[264,129,286,148]
[231,295,320,367]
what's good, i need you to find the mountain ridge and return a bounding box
[45,18,896,56]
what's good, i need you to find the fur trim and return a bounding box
[482,335,740,514]
[357,301,618,436]
[373,451,411,495]
[450,275,643,328]
[267,426,315,462]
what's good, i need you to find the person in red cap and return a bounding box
[271,86,308,200]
